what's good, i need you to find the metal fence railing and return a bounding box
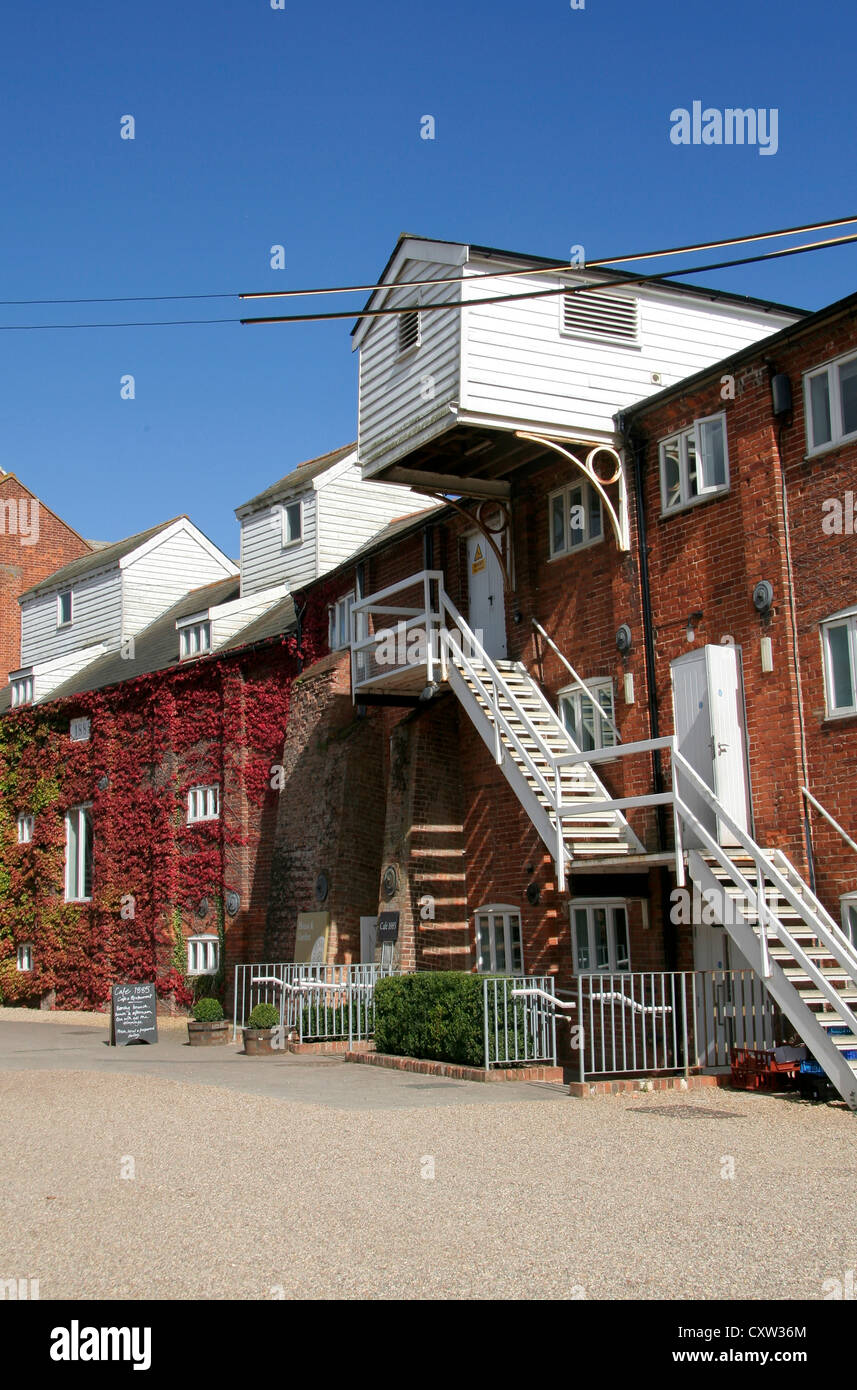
[232,963,394,1045]
[483,975,558,1069]
[571,969,783,1081]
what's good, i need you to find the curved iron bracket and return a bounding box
[514,432,631,552]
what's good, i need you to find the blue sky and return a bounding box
[1,0,855,556]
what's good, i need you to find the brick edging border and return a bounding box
[343,1050,564,1083]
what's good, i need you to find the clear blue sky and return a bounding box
[1,0,855,556]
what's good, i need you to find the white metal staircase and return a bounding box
[350,569,857,1107]
[435,596,643,868]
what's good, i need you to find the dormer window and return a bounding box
[57,590,73,628]
[10,673,34,708]
[398,310,421,356]
[282,500,303,548]
[179,620,212,660]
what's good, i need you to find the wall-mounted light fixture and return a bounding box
[686,611,703,643]
[615,624,632,655]
[753,580,774,615]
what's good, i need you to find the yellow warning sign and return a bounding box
[471,543,486,574]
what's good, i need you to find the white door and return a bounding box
[360,915,378,964]
[671,645,750,847]
[467,533,507,660]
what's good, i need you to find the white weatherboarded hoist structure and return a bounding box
[342,234,857,1107]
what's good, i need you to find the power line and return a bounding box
[0,317,239,331]
[241,231,857,327]
[1,213,854,311]
[239,213,857,300]
[2,226,857,332]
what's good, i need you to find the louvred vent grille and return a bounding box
[398,310,421,353]
[562,289,638,342]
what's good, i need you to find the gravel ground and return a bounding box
[1,1014,856,1300]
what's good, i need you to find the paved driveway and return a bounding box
[1,1010,855,1300]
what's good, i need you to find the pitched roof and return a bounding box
[352,233,806,338]
[18,517,186,601]
[0,578,297,709]
[235,443,357,517]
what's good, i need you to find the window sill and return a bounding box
[548,534,605,562]
[659,486,730,520]
[804,433,857,462]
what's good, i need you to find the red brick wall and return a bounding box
[0,475,92,682]
[633,302,857,917]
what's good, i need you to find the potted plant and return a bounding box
[243,1001,282,1055]
[187,996,230,1046]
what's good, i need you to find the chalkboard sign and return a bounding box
[110,982,158,1046]
[377,910,400,944]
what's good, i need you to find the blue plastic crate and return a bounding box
[800,1060,825,1076]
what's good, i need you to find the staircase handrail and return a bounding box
[802,786,857,859]
[532,618,622,744]
[671,747,857,1017]
[438,594,565,776]
[441,625,560,812]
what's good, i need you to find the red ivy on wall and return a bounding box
[0,593,332,1012]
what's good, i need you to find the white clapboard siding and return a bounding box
[458,262,796,440]
[317,469,436,575]
[121,525,237,638]
[356,240,799,477]
[32,644,108,702]
[357,259,461,470]
[209,586,287,648]
[240,490,318,597]
[21,568,122,668]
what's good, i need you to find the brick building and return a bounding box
[261,238,857,1100]
[0,473,93,685]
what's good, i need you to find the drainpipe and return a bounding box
[770,373,816,891]
[620,416,677,967]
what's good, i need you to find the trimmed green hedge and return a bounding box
[247,1002,279,1030]
[374,973,529,1068]
[192,996,224,1022]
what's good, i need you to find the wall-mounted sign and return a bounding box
[377,911,400,944]
[471,543,486,575]
[110,982,158,1047]
[295,911,330,964]
[382,865,398,901]
[225,890,240,917]
[70,717,91,743]
[315,871,329,903]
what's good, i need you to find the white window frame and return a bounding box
[17,813,34,845]
[56,590,73,628]
[329,592,355,651]
[804,348,857,455]
[187,785,220,824]
[558,678,616,752]
[187,934,219,976]
[474,904,524,975]
[17,943,33,972]
[179,620,212,660]
[659,413,729,514]
[820,611,857,718]
[281,499,303,549]
[570,900,631,974]
[10,674,34,708]
[841,894,857,947]
[65,803,93,903]
[548,479,604,558]
[397,308,421,357]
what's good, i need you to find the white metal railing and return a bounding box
[350,569,644,871]
[232,963,395,1044]
[532,618,622,744]
[483,975,558,1068]
[574,972,690,1080]
[802,786,857,859]
[570,969,781,1079]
